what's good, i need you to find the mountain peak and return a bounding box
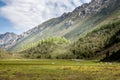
[4,32,17,35]
[0,32,18,49]
[61,12,71,19]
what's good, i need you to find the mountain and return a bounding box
[0,27,40,49]
[0,32,19,49]
[20,20,120,59]
[3,0,120,52]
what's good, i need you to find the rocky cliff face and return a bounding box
[58,0,120,30]
[63,0,119,19]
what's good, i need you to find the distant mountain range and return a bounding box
[0,0,120,54]
[0,26,40,49]
[0,32,18,49]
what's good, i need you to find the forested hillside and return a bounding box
[71,20,120,60]
[20,20,120,61]
[21,37,71,59]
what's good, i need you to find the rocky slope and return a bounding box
[0,26,40,49]
[0,32,19,49]
[1,0,120,52]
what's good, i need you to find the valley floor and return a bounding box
[0,59,120,80]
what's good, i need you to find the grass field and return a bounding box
[0,59,120,80]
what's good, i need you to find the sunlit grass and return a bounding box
[0,59,120,80]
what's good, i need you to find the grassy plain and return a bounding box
[0,59,120,80]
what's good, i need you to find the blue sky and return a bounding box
[0,16,23,34]
[0,0,91,34]
[0,0,25,34]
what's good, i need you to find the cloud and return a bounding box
[0,0,91,31]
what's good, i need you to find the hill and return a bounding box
[20,37,71,59]
[101,28,120,61]
[71,20,120,60]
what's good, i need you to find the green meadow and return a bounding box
[0,59,120,80]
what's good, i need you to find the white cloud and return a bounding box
[0,0,91,31]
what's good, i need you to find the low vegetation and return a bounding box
[0,59,120,80]
[0,49,12,59]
